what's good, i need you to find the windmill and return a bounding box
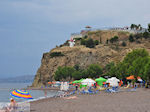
[69,37,75,47]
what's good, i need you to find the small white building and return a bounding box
[69,38,75,47]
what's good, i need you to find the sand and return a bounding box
[30,88,150,112]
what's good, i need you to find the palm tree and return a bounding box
[130,24,135,29]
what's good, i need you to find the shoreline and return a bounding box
[26,87,74,91]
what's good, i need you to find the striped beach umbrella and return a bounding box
[11,90,33,100]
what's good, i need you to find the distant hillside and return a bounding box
[0,75,34,83]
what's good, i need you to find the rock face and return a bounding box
[87,30,130,43]
[32,30,150,87]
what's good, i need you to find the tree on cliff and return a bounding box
[105,49,150,80]
[54,66,75,81]
[85,64,103,78]
[144,60,150,81]
[54,64,103,80]
[148,23,150,32]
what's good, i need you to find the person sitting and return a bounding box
[6,98,18,112]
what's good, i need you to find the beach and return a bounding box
[30,88,150,112]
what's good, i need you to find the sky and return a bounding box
[0,0,150,78]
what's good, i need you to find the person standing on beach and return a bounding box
[44,89,47,97]
[75,85,78,91]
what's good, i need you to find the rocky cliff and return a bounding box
[32,30,150,87]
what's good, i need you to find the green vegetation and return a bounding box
[54,64,103,81]
[53,50,150,82]
[50,52,64,58]
[75,38,82,41]
[143,32,150,39]
[128,32,150,42]
[109,36,119,43]
[94,40,99,45]
[148,23,150,32]
[130,24,142,30]
[85,64,103,78]
[54,66,75,81]
[85,38,95,48]
[84,35,88,39]
[128,23,150,41]
[80,38,99,48]
[105,49,150,81]
[121,41,126,47]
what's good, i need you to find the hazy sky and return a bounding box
[0,0,149,78]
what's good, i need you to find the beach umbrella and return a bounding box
[11,90,33,100]
[126,75,135,80]
[72,79,84,84]
[72,80,79,84]
[137,76,143,82]
[52,81,56,84]
[106,77,120,87]
[95,77,107,86]
[81,78,95,86]
[48,82,52,84]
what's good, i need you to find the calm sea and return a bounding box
[0,83,59,103]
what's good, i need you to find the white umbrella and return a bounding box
[138,78,143,82]
[106,77,120,87]
[81,78,96,87]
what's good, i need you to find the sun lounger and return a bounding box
[105,86,119,93]
[97,86,106,91]
[123,84,130,89]
[80,90,88,94]
[69,90,76,95]
[127,86,137,92]
[88,89,96,94]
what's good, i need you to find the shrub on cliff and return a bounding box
[109,36,119,43]
[81,38,97,48]
[94,40,99,45]
[143,32,150,39]
[129,35,134,42]
[86,38,95,48]
[121,41,127,47]
[50,52,64,58]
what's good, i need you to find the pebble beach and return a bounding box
[30,88,150,112]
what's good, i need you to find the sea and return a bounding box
[0,82,61,109]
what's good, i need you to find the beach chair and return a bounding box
[69,90,76,95]
[127,86,137,92]
[88,89,96,94]
[123,84,130,89]
[105,88,111,93]
[80,90,88,94]
[97,86,106,91]
[105,87,119,93]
